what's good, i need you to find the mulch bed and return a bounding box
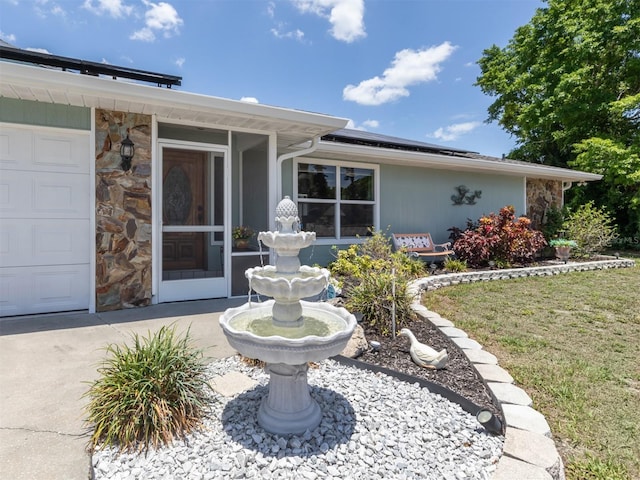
[355,315,502,420]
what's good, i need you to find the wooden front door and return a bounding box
[162,149,206,271]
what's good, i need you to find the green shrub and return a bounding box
[84,325,212,453]
[540,204,567,241]
[328,229,424,336]
[563,201,618,257]
[444,258,467,272]
[452,206,547,268]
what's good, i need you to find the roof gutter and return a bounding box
[276,136,321,201]
[315,141,602,183]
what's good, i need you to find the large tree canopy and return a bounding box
[476,0,640,237]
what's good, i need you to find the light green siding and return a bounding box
[158,124,228,144]
[0,97,90,130]
[379,165,525,245]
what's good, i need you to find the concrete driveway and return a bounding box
[0,298,242,480]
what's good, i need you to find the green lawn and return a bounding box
[422,263,640,480]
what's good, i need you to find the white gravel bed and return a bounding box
[92,356,503,480]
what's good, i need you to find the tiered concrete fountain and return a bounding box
[219,197,357,435]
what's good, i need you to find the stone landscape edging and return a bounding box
[408,258,636,480]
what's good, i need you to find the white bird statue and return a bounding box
[399,328,449,370]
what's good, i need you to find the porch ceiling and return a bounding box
[0,62,347,149]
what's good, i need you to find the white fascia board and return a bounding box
[1,62,348,132]
[315,141,602,183]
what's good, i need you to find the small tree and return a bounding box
[563,202,618,257]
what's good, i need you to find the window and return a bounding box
[295,160,378,239]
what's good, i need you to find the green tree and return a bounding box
[476,0,640,237]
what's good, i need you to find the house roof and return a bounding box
[311,129,602,183]
[0,56,348,150]
[322,128,478,156]
[0,48,602,184]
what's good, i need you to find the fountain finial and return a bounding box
[275,196,299,233]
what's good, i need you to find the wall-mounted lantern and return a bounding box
[120,132,135,171]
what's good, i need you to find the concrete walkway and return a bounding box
[0,298,242,480]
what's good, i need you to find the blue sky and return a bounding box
[0,0,543,157]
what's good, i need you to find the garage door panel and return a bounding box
[33,174,89,217]
[34,133,90,173]
[0,170,89,219]
[0,270,21,317]
[0,265,90,317]
[0,219,90,268]
[0,125,89,174]
[0,127,33,167]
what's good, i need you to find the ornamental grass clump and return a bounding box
[84,325,212,453]
[328,229,425,336]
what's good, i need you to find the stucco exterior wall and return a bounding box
[95,109,152,311]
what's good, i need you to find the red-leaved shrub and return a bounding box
[452,206,547,268]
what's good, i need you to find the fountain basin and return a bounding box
[219,300,357,365]
[258,231,316,255]
[246,265,330,301]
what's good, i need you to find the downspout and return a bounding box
[561,181,572,206]
[276,135,321,202]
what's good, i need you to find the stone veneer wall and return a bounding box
[95,110,152,311]
[526,178,563,229]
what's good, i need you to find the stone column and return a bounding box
[94,110,152,311]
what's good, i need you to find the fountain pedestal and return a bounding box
[258,362,322,435]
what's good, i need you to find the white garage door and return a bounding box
[0,124,91,317]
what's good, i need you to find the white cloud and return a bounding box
[431,121,482,142]
[240,97,259,104]
[267,1,276,19]
[83,0,132,18]
[292,0,365,43]
[131,1,183,42]
[0,31,17,44]
[51,5,66,17]
[343,42,457,106]
[271,26,305,42]
[345,119,379,131]
[175,57,185,68]
[26,47,51,54]
[130,27,155,41]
